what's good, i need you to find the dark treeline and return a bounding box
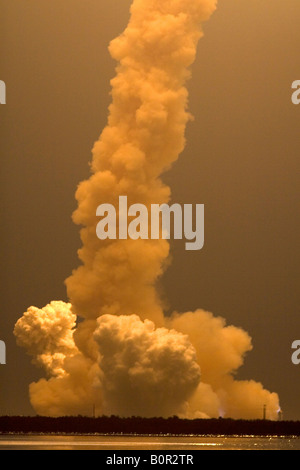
[0,415,300,436]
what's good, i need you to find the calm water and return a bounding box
[0,434,299,450]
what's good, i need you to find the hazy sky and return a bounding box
[0,0,300,420]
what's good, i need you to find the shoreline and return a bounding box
[1,416,299,437]
[0,432,299,439]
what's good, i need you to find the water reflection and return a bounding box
[0,435,299,450]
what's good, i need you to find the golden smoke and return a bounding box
[14,0,279,420]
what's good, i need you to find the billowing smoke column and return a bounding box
[14,0,280,420]
[94,315,201,418]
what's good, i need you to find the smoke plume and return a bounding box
[14,0,280,420]
[14,301,78,378]
[94,314,201,418]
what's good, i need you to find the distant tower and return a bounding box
[263,404,267,420]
